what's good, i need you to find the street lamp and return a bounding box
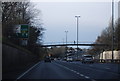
[65,31,68,59]
[65,31,68,45]
[111,0,114,61]
[62,38,64,44]
[75,15,80,60]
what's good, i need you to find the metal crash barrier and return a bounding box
[94,59,120,63]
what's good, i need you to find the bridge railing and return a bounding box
[41,43,110,47]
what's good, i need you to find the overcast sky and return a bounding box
[30,1,118,48]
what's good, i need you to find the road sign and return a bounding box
[14,25,21,33]
[21,24,28,38]
[13,24,29,38]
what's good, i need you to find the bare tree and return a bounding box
[88,18,120,56]
[2,1,45,57]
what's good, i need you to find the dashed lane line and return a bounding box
[85,76,90,79]
[70,69,74,72]
[76,65,119,76]
[80,74,84,76]
[73,70,77,73]
[54,62,96,81]
[76,72,80,75]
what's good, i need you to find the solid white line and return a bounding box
[16,61,41,80]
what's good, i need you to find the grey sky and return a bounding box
[31,1,118,48]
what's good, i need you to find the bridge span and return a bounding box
[40,43,109,47]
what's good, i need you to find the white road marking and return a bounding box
[85,76,90,79]
[77,65,119,75]
[55,62,94,80]
[16,61,41,80]
[73,70,77,73]
[76,72,80,74]
[80,74,84,76]
[71,70,74,72]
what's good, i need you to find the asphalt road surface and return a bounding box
[16,60,120,80]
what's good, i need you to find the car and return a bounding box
[57,58,61,60]
[82,58,94,63]
[51,58,54,61]
[81,55,94,64]
[66,57,73,62]
[44,57,51,62]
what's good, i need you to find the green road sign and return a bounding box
[14,24,29,38]
[21,24,28,38]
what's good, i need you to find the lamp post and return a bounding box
[111,0,114,61]
[65,31,68,59]
[65,31,68,45]
[62,38,64,44]
[75,15,80,60]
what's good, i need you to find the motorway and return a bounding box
[16,60,120,80]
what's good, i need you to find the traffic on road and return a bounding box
[16,59,120,80]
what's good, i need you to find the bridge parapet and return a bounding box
[41,43,110,47]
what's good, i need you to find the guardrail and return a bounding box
[94,59,120,63]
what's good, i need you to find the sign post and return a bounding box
[14,24,29,46]
[20,24,29,46]
[21,24,28,38]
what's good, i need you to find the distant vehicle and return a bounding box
[66,57,73,62]
[63,57,67,61]
[51,57,54,61]
[81,55,94,64]
[57,58,61,60]
[44,56,51,62]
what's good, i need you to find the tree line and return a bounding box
[2,1,45,59]
[88,18,120,55]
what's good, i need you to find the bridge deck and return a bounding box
[40,43,110,47]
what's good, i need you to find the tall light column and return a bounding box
[111,0,114,61]
[62,38,64,44]
[75,15,80,60]
[65,31,68,45]
[65,31,68,59]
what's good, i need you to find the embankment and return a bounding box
[2,44,40,79]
